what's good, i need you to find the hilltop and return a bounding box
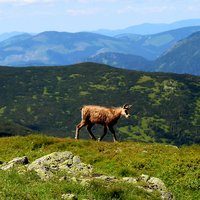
[0,63,199,145]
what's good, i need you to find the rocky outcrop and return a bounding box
[137,174,174,200]
[92,174,174,200]
[27,151,93,180]
[0,151,175,200]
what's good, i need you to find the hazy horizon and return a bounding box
[0,0,200,33]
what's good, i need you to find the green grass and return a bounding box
[0,170,160,200]
[0,135,199,200]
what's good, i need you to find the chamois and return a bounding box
[75,104,132,141]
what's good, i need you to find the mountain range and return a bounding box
[94,18,200,35]
[0,31,137,66]
[87,30,200,75]
[0,32,26,42]
[0,19,200,75]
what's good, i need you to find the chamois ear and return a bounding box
[122,104,129,109]
[123,104,132,109]
[128,104,132,109]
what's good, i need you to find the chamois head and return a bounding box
[121,104,132,119]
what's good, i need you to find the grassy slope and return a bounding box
[0,63,200,145]
[0,135,199,200]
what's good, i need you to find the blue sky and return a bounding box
[0,0,200,33]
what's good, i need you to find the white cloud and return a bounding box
[117,4,170,14]
[66,8,101,16]
[0,0,54,5]
[76,0,117,2]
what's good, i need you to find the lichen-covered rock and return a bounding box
[161,191,175,200]
[61,193,77,200]
[94,175,117,182]
[122,177,137,184]
[0,156,28,171]
[138,174,150,182]
[137,174,175,200]
[147,176,167,192]
[27,151,93,180]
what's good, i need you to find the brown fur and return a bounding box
[75,104,131,141]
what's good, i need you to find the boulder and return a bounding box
[136,174,175,200]
[27,151,93,180]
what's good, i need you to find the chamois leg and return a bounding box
[99,126,107,141]
[87,123,97,140]
[75,120,87,140]
[108,126,117,142]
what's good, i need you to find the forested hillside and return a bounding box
[0,63,199,145]
[155,31,200,75]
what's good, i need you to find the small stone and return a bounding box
[147,177,167,192]
[142,150,148,153]
[59,176,67,181]
[80,178,90,186]
[161,192,175,200]
[11,156,29,165]
[0,163,15,170]
[139,174,149,182]
[122,177,137,184]
[95,175,116,181]
[73,156,81,164]
[0,156,29,171]
[61,193,77,200]
[71,176,78,183]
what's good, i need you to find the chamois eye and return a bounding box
[125,110,128,114]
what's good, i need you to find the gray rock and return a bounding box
[136,174,175,199]
[122,177,137,184]
[72,156,81,164]
[147,177,167,192]
[61,193,77,200]
[27,151,93,180]
[138,174,150,182]
[161,192,175,200]
[94,175,117,182]
[0,156,28,171]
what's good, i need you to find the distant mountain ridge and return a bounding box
[0,23,200,75]
[114,26,200,60]
[94,19,200,36]
[0,31,137,66]
[0,32,26,42]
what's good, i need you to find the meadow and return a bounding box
[0,135,199,200]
